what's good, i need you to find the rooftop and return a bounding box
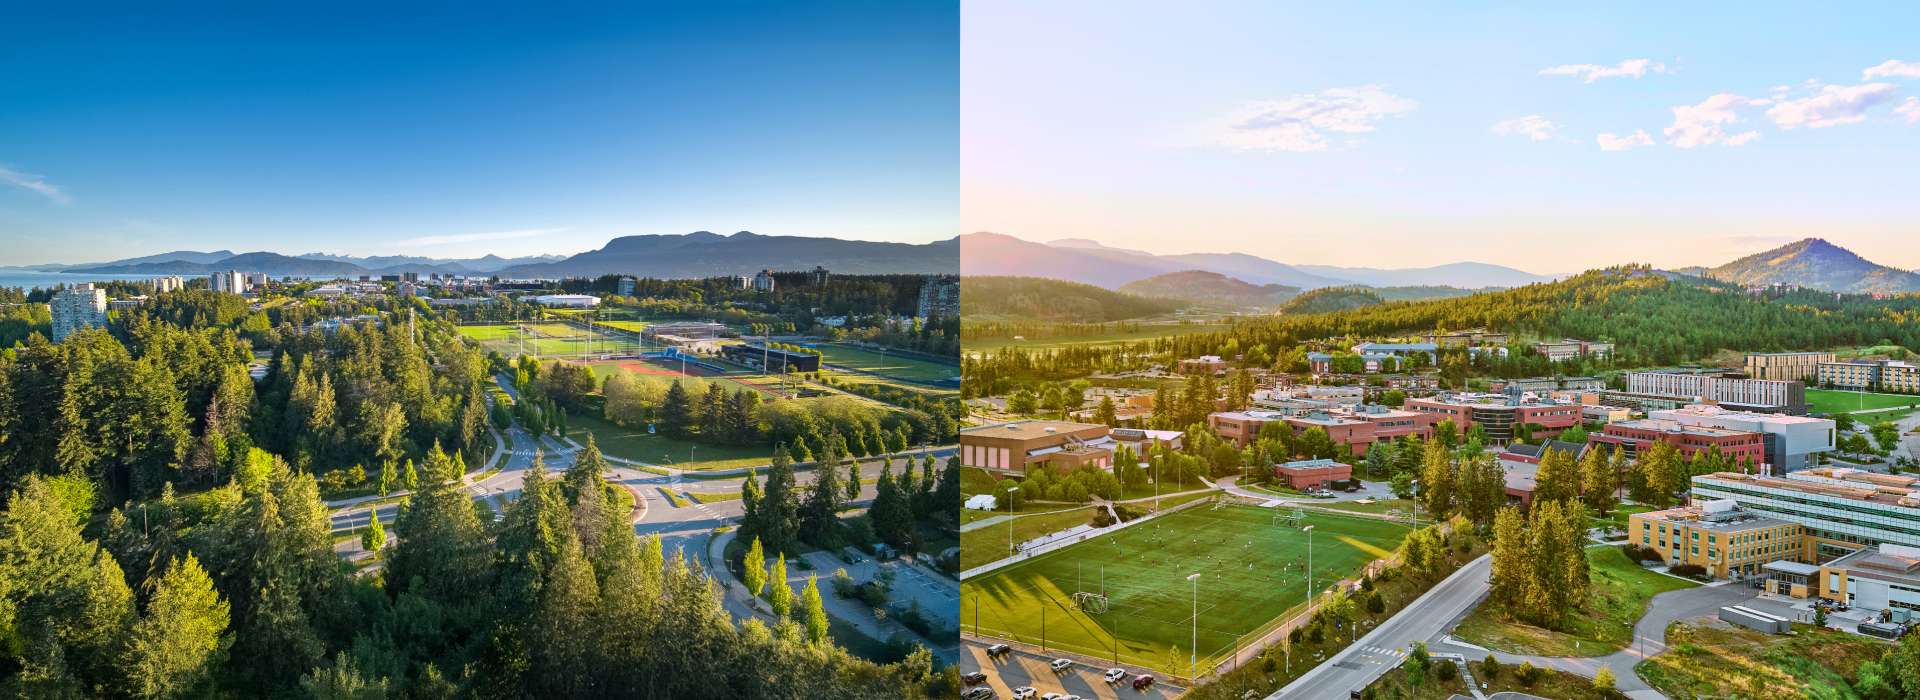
[1636,503,1790,532]
[961,420,1107,437]
[1652,403,1832,426]
[1696,469,1920,508]
[1278,458,1345,471]
[1827,544,1920,586]
[1608,418,1762,438]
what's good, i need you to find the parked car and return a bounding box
[963,687,995,700]
[962,671,988,685]
[1103,668,1127,683]
[1130,674,1155,690]
[1050,658,1073,673]
[986,643,1013,659]
[1011,686,1037,700]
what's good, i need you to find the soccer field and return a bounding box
[817,344,959,383]
[961,504,1410,676]
[1806,388,1920,415]
[457,322,638,358]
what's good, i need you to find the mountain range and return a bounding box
[1116,270,1300,310]
[960,232,1560,289]
[55,231,955,278]
[1689,237,1920,294]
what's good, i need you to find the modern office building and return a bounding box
[1532,339,1613,362]
[1625,370,1805,414]
[1629,500,1803,579]
[1746,351,1836,382]
[50,283,107,341]
[209,270,248,294]
[1816,359,1920,394]
[1589,419,1767,467]
[960,420,1114,476]
[916,275,959,319]
[1403,391,1582,445]
[1689,468,1920,560]
[1647,404,1835,471]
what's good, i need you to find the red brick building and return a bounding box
[1403,393,1583,445]
[1275,458,1353,490]
[1588,419,1766,467]
[959,420,1114,476]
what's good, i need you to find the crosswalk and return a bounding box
[1355,645,1407,663]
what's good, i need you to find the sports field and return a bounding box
[817,344,959,384]
[458,322,639,357]
[961,504,1411,675]
[1806,388,1919,415]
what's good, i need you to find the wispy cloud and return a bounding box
[1209,85,1417,152]
[1490,115,1557,141]
[392,227,566,247]
[1765,82,1900,129]
[1862,59,1920,80]
[1595,130,1654,151]
[1539,58,1666,83]
[0,165,71,204]
[1894,97,1920,125]
[1664,93,1767,148]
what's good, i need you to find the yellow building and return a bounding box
[1629,500,1803,579]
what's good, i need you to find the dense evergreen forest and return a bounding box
[958,276,1180,322]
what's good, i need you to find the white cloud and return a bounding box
[392,227,566,247]
[1211,85,1417,152]
[1863,59,1920,80]
[0,165,70,204]
[1663,93,1766,148]
[1765,82,1900,129]
[1897,97,1920,125]
[1539,58,1666,83]
[1490,115,1557,141]
[1595,130,1654,151]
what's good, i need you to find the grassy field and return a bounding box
[1453,545,1695,657]
[578,357,764,395]
[1635,619,1891,699]
[596,319,652,333]
[1362,655,1627,700]
[458,322,639,357]
[1806,388,1920,414]
[562,411,770,471]
[817,345,959,384]
[962,505,1411,674]
[964,322,1231,355]
[959,507,1096,570]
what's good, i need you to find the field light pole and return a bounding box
[1187,572,1201,682]
[1303,525,1316,617]
[1006,486,1021,558]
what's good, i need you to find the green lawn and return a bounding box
[1362,656,1627,700]
[1320,498,1420,515]
[816,344,959,383]
[962,506,1412,674]
[1806,388,1920,414]
[563,411,771,471]
[596,319,652,333]
[457,322,636,357]
[1453,545,1696,657]
[959,507,1096,571]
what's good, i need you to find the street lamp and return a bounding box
[1302,525,1316,617]
[1187,572,1201,681]
[1005,486,1021,558]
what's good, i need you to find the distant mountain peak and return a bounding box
[1704,237,1920,294]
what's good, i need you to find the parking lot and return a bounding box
[960,639,1181,700]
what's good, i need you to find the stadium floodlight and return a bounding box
[1187,573,1201,681]
[1006,486,1021,558]
[1301,524,1317,618]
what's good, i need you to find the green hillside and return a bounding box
[1116,269,1299,309]
[1278,286,1385,314]
[960,275,1179,322]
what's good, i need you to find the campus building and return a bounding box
[1689,469,1920,561]
[1273,458,1352,490]
[521,294,600,308]
[960,420,1113,476]
[50,283,107,342]
[1818,543,1920,614]
[1647,404,1835,471]
[1588,419,1767,468]
[1109,428,1183,456]
[1746,351,1836,382]
[1493,376,1605,393]
[1626,370,1806,414]
[150,275,185,293]
[1350,342,1437,364]
[1532,339,1613,362]
[1630,500,1803,579]
[719,343,820,373]
[209,270,248,294]
[1177,355,1228,375]
[1403,391,1582,445]
[1208,404,1439,454]
[1816,359,1920,394]
[1423,329,1507,348]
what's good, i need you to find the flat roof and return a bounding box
[1633,504,1790,532]
[1697,470,1920,508]
[1762,560,1821,575]
[1608,418,1761,437]
[1828,545,1920,586]
[961,420,1107,436]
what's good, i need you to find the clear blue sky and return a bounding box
[0,3,957,265]
[963,1,1920,271]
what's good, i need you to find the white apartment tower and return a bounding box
[50,283,108,341]
[210,270,248,294]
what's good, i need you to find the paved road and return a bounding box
[1269,554,1493,699]
[960,639,1181,700]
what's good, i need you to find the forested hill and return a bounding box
[960,275,1178,322]
[1116,270,1299,310]
[1154,266,1920,366]
[1277,286,1385,314]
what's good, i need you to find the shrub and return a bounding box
[1432,659,1456,681]
[1516,661,1538,687]
[831,568,856,598]
[1593,666,1616,691]
[1669,563,1708,578]
[1480,654,1500,680]
[1091,509,1114,528]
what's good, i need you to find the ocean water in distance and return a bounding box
[0,270,171,291]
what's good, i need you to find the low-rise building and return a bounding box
[1690,468,1920,560]
[1626,370,1806,414]
[1274,458,1352,490]
[720,343,820,373]
[960,420,1113,476]
[1424,329,1508,348]
[1403,391,1583,445]
[1817,359,1920,394]
[1629,500,1803,579]
[1589,419,1768,468]
[1819,543,1920,615]
[1533,339,1613,362]
[1178,355,1228,375]
[1110,428,1183,456]
[521,293,600,308]
[1647,404,1835,471]
[1746,351,1836,382]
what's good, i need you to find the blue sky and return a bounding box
[0,3,957,265]
[962,1,1920,271]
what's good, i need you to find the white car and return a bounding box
[1041,694,1066,700]
[1050,658,1073,673]
[1104,668,1127,683]
[1011,687,1037,700]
